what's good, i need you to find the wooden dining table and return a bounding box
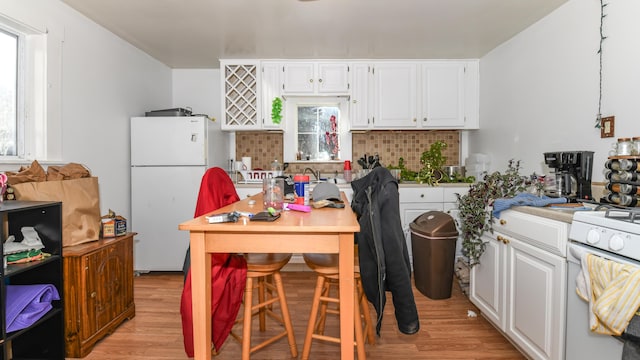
[178,192,361,360]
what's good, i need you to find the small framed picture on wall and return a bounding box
[601,116,614,138]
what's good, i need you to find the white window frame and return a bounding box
[0,14,48,163]
[283,96,352,164]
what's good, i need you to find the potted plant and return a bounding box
[455,159,528,266]
[271,97,283,124]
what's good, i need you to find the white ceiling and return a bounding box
[60,0,568,69]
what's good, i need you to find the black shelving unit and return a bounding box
[1,201,64,360]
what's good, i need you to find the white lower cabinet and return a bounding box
[235,186,261,199]
[399,187,443,265]
[470,210,567,360]
[398,186,469,266]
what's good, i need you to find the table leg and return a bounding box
[191,232,212,360]
[338,233,355,359]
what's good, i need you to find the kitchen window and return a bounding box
[0,15,49,162]
[0,28,18,156]
[283,96,352,163]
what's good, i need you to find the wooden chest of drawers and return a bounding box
[63,233,136,358]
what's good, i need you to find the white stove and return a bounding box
[566,207,640,360]
[569,208,640,261]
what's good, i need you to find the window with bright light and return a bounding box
[0,15,51,162]
[0,28,18,156]
[297,105,341,161]
[283,97,352,163]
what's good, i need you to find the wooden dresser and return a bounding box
[63,233,136,358]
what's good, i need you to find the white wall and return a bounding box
[471,0,639,182]
[172,69,231,170]
[0,0,172,220]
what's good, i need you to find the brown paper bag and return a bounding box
[12,177,101,247]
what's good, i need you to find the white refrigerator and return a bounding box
[130,115,227,272]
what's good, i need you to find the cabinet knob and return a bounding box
[318,78,323,83]
[420,194,424,198]
[309,79,314,83]
[91,291,97,298]
[500,219,507,225]
[413,118,417,122]
[353,99,358,104]
[497,235,509,244]
[423,117,427,122]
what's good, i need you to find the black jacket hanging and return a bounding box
[350,167,419,335]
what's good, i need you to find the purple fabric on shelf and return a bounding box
[5,284,60,332]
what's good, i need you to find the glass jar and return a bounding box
[615,137,633,156]
[633,136,640,156]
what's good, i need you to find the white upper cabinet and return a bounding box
[370,60,478,130]
[419,62,465,128]
[282,62,350,95]
[372,62,418,128]
[221,60,261,131]
[349,63,372,129]
[221,59,479,131]
[261,62,284,130]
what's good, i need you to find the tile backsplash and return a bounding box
[235,130,460,176]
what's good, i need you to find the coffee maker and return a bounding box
[543,151,594,201]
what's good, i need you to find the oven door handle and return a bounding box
[569,243,587,262]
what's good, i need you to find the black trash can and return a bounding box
[409,211,458,299]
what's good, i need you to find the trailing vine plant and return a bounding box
[455,159,528,267]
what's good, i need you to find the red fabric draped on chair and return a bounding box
[180,167,247,357]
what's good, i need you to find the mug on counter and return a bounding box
[241,157,252,171]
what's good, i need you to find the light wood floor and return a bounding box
[70,272,525,360]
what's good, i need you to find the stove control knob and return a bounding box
[609,234,625,251]
[586,229,600,245]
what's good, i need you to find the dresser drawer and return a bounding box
[495,210,569,256]
[443,186,469,203]
[398,187,443,203]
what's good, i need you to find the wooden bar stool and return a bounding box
[301,253,375,360]
[230,253,298,360]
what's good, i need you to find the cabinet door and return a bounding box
[283,62,315,93]
[282,62,350,94]
[350,63,372,129]
[317,62,350,93]
[469,232,507,330]
[221,61,261,130]
[506,237,566,360]
[83,242,127,339]
[372,63,417,128]
[261,62,283,130]
[419,62,465,128]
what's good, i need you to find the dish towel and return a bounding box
[5,284,60,332]
[492,193,567,218]
[575,253,640,336]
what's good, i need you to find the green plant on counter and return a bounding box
[440,173,476,184]
[387,157,417,181]
[271,97,283,124]
[455,159,527,267]
[417,140,447,185]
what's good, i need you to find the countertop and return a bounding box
[235,180,579,223]
[509,205,578,224]
[235,182,472,189]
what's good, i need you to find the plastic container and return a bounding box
[343,160,352,182]
[293,175,310,205]
[409,211,458,299]
[465,153,490,182]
